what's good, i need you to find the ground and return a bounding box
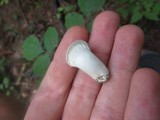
[0,0,160,119]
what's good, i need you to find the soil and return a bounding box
[143,21,160,53]
[0,0,160,117]
[0,0,62,101]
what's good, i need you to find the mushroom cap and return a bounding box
[66,40,90,66]
[66,40,110,83]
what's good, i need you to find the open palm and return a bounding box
[24,11,160,120]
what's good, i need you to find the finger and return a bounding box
[124,68,160,120]
[62,11,120,120]
[90,25,144,120]
[24,26,88,120]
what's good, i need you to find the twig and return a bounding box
[15,63,26,86]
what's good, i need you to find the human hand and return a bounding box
[24,11,160,120]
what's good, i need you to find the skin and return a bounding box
[24,11,160,120]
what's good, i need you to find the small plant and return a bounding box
[78,0,105,18]
[56,4,76,19]
[0,0,9,5]
[65,12,85,29]
[0,58,14,96]
[56,0,106,31]
[57,0,160,29]
[117,0,160,23]
[22,27,59,84]
[0,77,14,96]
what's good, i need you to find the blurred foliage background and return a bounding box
[0,0,160,119]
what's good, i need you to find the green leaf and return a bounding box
[130,12,143,23]
[33,53,50,77]
[6,90,10,96]
[3,77,9,88]
[117,7,129,19]
[43,27,59,53]
[10,86,14,91]
[57,7,64,12]
[143,0,153,12]
[153,2,160,13]
[64,4,76,13]
[78,0,105,17]
[144,12,159,21]
[0,0,9,5]
[56,13,61,19]
[145,1,160,21]
[65,12,85,29]
[23,35,44,60]
[0,84,4,90]
[130,5,143,23]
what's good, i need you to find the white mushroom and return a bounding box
[66,40,110,83]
